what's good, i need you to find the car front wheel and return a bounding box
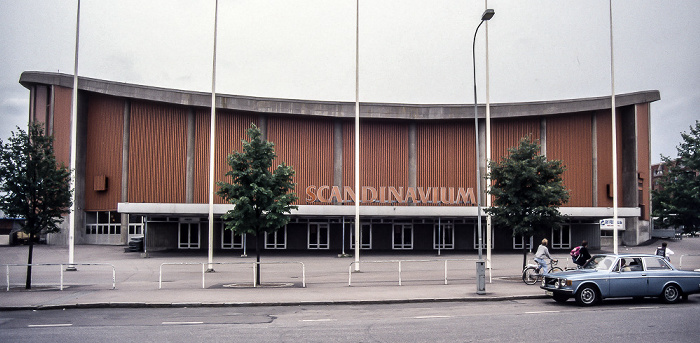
[661,284,681,304]
[575,285,599,306]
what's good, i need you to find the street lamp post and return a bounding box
[472,8,494,295]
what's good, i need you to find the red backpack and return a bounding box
[570,246,582,259]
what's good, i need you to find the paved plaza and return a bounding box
[1,237,699,310]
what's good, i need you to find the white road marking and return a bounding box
[629,306,660,310]
[524,311,560,314]
[414,315,453,319]
[28,324,73,328]
[162,321,204,325]
[301,319,337,322]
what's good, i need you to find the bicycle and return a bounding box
[522,259,563,285]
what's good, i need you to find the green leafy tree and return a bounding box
[486,137,570,268]
[0,123,72,289]
[217,124,298,285]
[652,120,700,233]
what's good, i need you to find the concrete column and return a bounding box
[621,106,642,245]
[540,118,547,156]
[74,91,89,244]
[259,115,267,140]
[333,120,343,190]
[48,86,55,134]
[408,123,417,197]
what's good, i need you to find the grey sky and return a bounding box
[1,0,698,163]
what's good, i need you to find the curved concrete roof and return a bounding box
[20,71,660,121]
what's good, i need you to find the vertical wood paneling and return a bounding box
[636,103,650,220]
[342,121,409,206]
[491,117,540,164]
[84,95,124,210]
[416,122,473,206]
[343,121,355,200]
[595,109,624,208]
[193,109,258,204]
[128,101,187,203]
[51,86,73,167]
[546,113,593,207]
[268,117,334,205]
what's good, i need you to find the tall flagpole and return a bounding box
[354,0,361,272]
[484,0,493,273]
[67,0,81,271]
[207,0,219,272]
[609,0,619,254]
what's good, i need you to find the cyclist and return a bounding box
[534,238,553,274]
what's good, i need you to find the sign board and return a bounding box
[599,218,625,231]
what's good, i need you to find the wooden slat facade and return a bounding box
[193,109,258,204]
[84,94,124,210]
[546,113,593,207]
[416,122,473,206]
[51,86,73,167]
[343,121,409,206]
[268,117,334,206]
[491,117,541,165]
[636,103,651,220]
[128,101,187,203]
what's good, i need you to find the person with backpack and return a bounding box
[572,240,591,268]
[655,241,675,262]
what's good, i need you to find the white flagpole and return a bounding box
[207,0,219,272]
[354,0,361,272]
[67,0,81,271]
[609,0,619,255]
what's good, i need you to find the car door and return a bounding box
[608,257,647,297]
[643,256,674,296]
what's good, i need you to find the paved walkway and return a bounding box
[1,238,698,310]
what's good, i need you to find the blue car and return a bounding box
[540,254,700,306]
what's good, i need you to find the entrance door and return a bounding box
[179,222,200,249]
[392,223,413,250]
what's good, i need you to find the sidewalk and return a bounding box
[1,238,697,310]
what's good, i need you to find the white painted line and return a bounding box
[28,324,73,328]
[162,321,204,325]
[301,319,337,322]
[524,311,560,314]
[414,315,453,319]
[629,306,659,310]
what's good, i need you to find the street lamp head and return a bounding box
[481,9,495,21]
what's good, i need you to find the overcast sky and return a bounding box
[1,0,698,163]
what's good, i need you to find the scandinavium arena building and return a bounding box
[19,71,659,253]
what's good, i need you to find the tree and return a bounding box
[652,120,700,233]
[485,137,570,268]
[0,122,72,289]
[216,124,298,285]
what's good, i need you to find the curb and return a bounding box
[0,294,548,311]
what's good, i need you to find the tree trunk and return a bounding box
[25,233,34,289]
[522,247,528,270]
[255,234,261,286]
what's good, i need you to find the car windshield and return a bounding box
[582,255,616,271]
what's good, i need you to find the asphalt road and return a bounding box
[1,298,699,342]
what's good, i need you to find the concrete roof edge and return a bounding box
[20,71,660,120]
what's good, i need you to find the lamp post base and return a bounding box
[476,260,486,294]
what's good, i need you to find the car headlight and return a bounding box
[557,279,572,288]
